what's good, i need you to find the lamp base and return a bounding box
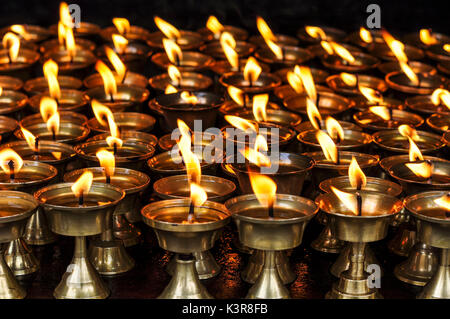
[0,251,25,299]
[246,250,290,299]
[159,254,213,299]
[394,242,437,286]
[311,224,344,254]
[54,236,109,299]
[242,250,296,284]
[113,214,141,247]
[388,226,416,257]
[23,209,57,245]
[417,248,450,299]
[89,238,135,275]
[166,251,221,280]
[330,243,381,277]
[4,238,39,276]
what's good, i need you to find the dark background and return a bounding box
[0,0,447,37]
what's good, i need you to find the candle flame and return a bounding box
[295,66,317,103]
[95,60,117,97]
[176,127,202,185]
[163,38,183,65]
[241,134,270,167]
[243,57,262,84]
[106,136,123,149]
[399,61,420,86]
[225,115,258,132]
[71,171,94,198]
[46,112,60,137]
[105,47,126,83]
[21,127,38,152]
[306,98,322,130]
[190,182,208,207]
[340,72,357,86]
[407,137,424,162]
[381,30,408,63]
[222,40,239,69]
[0,149,23,176]
[305,26,326,40]
[113,18,131,35]
[325,116,344,142]
[320,40,334,55]
[286,71,303,94]
[252,94,268,122]
[180,91,198,104]
[177,118,191,139]
[349,156,366,190]
[265,39,283,60]
[39,96,58,122]
[206,16,224,38]
[369,106,391,121]
[405,160,433,179]
[165,84,178,94]
[64,26,76,60]
[431,89,450,109]
[220,32,236,49]
[331,186,359,216]
[257,17,277,42]
[227,86,244,106]
[112,34,128,55]
[57,22,66,45]
[419,29,438,46]
[0,87,2,96]
[249,172,277,209]
[59,2,74,28]
[43,59,61,100]
[398,124,419,140]
[330,42,356,63]
[91,99,120,138]
[96,149,116,178]
[10,25,32,41]
[316,130,338,163]
[2,32,20,62]
[443,44,450,53]
[360,27,373,43]
[434,193,450,211]
[154,16,180,40]
[359,86,384,105]
[167,65,182,87]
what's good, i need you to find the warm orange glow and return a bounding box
[241,135,270,167]
[227,86,244,106]
[106,136,123,149]
[444,44,450,53]
[154,16,180,39]
[190,182,208,207]
[10,25,32,41]
[95,60,117,97]
[340,72,357,86]
[420,29,438,46]
[222,40,239,69]
[96,149,116,178]
[0,87,2,96]
[257,17,277,42]
[407,137,424,162]
[177,133,202,184]
[112,34,128,55]
[225,115,258,132]
[434,194,450,211]
[359,86,384,104]
[71,171,94,198]
[206,16,224,38]
[316,130,338,163]
[331,186,358,215]
[105,47,126,83]
[52,152,62,160]
[398,124,419,140]
[59,2,73,27]
[39,96,58,122]
[330,42,356,63]
[305,26,326,40]
[21,127,38,152]
[180,91,198,104]
[286,71,303,94]
[57,22,66,45]
[306,98,322,130]
[349,156,367,190]
[360,27,373,43]
[43,59,61,100]
[254,133,268,153]
[431,88,450,109]
[381,30,407,63]
[220,31,236,49]
[0,148,23,176]
[177,119,191,140]
[399,61,420,86]
[266,39,283,59]
[252,94,268,122]
[369,106,391,121]
[64,26,76,59]
[325,116,344,142]
[113,18,131,35]
[295,65,317,103]
[46,112,60,137]
[249,172,277,208]
[168,65,182,87]
[243,57,262,84]
[163,38,183,65]
[165,84,178,94]
[91,100,119,139]
[2,32,20,62]
[405,160,433,179]
[320,40,334,55]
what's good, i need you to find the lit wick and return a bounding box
[109,93,115,103]
[187,200,195,224]
[113,143,117,156]
[105,173,111,184]
[51,128,56,141]
[7,160,14,182]
[121,69,128,84]
[268,200,274,218]
[78,191,84,206]
[34,136,40,159]
[356,184,362,217]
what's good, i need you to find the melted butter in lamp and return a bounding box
[419,208,450,220]
[239,207,305,219]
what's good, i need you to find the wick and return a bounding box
[51,128,56,141]
[8,160,14,182]
[110,94,115,103]
[356,184,362,216]
[113,143,117,156]
[78,192,84,206]
[187,200,195,224]
[316,94,321,106]
[121,69,128,84]
[426,160,433,184]
[34,136,40,158]
[175,55,180,67]
[268,201,274,218]
[281,47,285,62]
[105,174,111,184]
[7,52,12,64]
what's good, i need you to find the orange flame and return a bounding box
[266,39,283,59]
[43,59,61,100]
[95,60,117,97]
[331,186,359,215]
[286,71,303,94]
[320,40,334,55]
[177,128,202,185]
[407,137,424,162]
[64,26,76,60]
[360,27,373,43]
[163,38,183,65]
[106,136,123,149]
[10,25,32,41]
[224,115,258,132]
[168,65,182,87]
[113,18,131,35]
[306,98,322,130]
[330,42,356,63]
[405,160,433,179]
[243,57,262,84]
[249,172,277,208]
[419,29,438,46]
[431,89,450,109]
[0,148,23,176]
[91,99,119,138]
[0,86,2,96]
[59,2,74,28]
[206,16,224,38]
[434,193,450,211]
[39,96,58,122]
[2,32,20,62]
[399,61,420,86]
[326,116,344,142]
[241,134,270,167]
[340,72,357,86]
[444,44,450,53]
[257,17,277,42]
[305,26,326,40]
[105,47,126,83]
[96,149,116,178]
[180,91,198,104]
[57,22,66,45]
[220,31,236,49]
[252,94,268,122]
[21,127,38,152]
[46,112,60,137]
[71,171,94,198]
[316,130,338,163]
[369,106,391,121]
[227,86,244,106]
[189,182,208,208]
[165,84,178,94]
[112,34,128,55]
[222,40,239,69]
[398,124,419,140]
[381,30,408,63]
[359,86,384,104]
[154,16,180,40]
[295,65,317,103]
[349,156,366,189]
